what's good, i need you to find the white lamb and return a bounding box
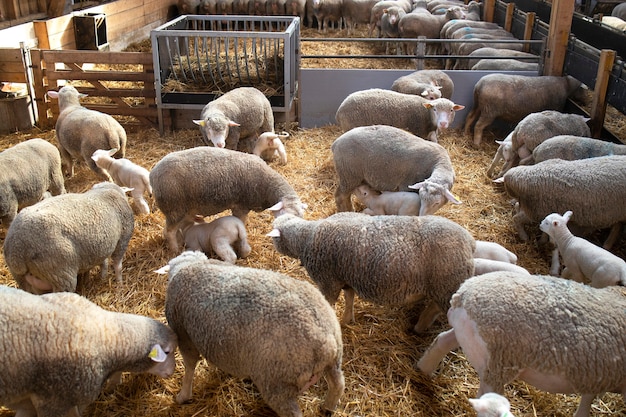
[473,240,517,264]
[91,148,152,215]
[352,184,422,216]
[182,215,252,264]
[539,211,626,288]
[252,131,289,165]
[469,392,515,417]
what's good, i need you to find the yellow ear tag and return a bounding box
[149,344,167,362]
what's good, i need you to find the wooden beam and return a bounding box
[544,0,575,76]
[6,0,20,20]
[483,0,495,23]
[590,49,615,138]
[48,0,70,18]
[523,12,536,53]
[504,2,515,32]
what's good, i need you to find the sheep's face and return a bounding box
[144,326,178,378]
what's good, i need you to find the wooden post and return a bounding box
[544,0,575,76]
[523,12,535,53]
[590,49,615,138]
[483,0,495,23]
[504,2,515,32]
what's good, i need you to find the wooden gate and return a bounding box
[30,49,170,132]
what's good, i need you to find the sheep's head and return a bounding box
[409,181,461,215]
[193,113,240,148]
[539,211,573,237]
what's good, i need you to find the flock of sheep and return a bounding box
[1,1,626,416]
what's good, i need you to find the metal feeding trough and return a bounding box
[150,15,301,133]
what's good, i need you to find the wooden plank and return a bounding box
[483,0,496,22]
[504,2,515,32]
[28,48,51,129]
[0,48,22,61]
[6,0,19,20]
[523,12,535,53]
[544,0,575,76]
[33,21,51,49]
[48,0,69,17]
[42,50,153,65]
[0,73,29,83]
[0,62,27,75]
[46,71,153,82]
[590,49,615,138]
[75,88,157,98]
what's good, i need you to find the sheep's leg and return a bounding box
[237,239,252,259]
[59,147,74,178]
[602,223,622,249]
[341,287,356,325]
[133,194,150,215]
[574,394,596,417]
[417,328,458,375]
[549,247,561,276]
[104,371,123,392]
[322,361,345,412]
[100,258,110,280]
[231,207,251,223]
[486,147,504,178]
[211,237,238,264]
[334,188,354,212]
[413,301,442,333]
[463,108,479,137]
[512,210,531,241]
[471,116,493,148]
[176,343,201,404]
[111,256,124,283]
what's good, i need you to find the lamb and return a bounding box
[469,393,515,417]
[91,148,153,215]
[391,69,454,100]
[417,271,626,417]
[193,86,274,151]
[335,88,465,142]
[485,132,513,179]
[47,85,127,179]
[269,212,476,332]
[602,15,626,31]
[539,211,626,288]
[473,258,530,276]
[162,251,345,416]
[473,240,517,264]
[3,182,135,294]
[500,156,626,248]
[332,125,460,215]
[0,138,65,229]
[532,135,626,164]
[498,110,591,175]
[252,131,289,164]
[0,285,177,417]
[149,146,305,253]
[182,215,252,264]
[464,74,583,147]
[353,184,424,215]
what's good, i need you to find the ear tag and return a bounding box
[149,344,167,362]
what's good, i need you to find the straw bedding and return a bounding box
[0,27,625,417]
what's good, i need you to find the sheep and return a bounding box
[539,211,626,288]
[473,240,517,264]
[91,148,153,215]
[471,58,539,72]
[332,125,461,215]
[417,271,626,417]
[380,6,406,54]
[267,0,287,14]
[269,212,476,332]
[0,138,65,230]
[485,132,513,179]
[398,6,466,55]
[252,131,289,164]
[602,15,626,31]
[178,0,201,13]
[498,110,591,175]
[465,47,539,71]
[368,0,412,37]
[391,69,454,100]
[0,285,177,417]
[162,251,345,416]
[193,87,274,151]
[3,182,135,294]
[612,2,626,20]
[500,156,626,248]
[47,85,127,179]
[473,258,530,276]
[233,0,251,13]
[312,0,344,31]
[335,88,465,142]
[285,0,306,21]
[532,135,626,164]
[469,393,515,417]
[182,215,252,264]
[341,0,378,35]
[353,184,423,215]
[464,74,583,147]
[149,146,305,253]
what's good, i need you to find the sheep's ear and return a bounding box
[193,119,205,126]
[107,148,118,156]
[148,344,167,362]
[47,90,59,99]
[422,102,434,109]
[408,181,424,190]
[563,211,573,222]
[495,140,505,145]
[468,398,488,413]
[121,187,134,194]
[266,229,281,237]
[445,189,462,204]
[268,201,284,212]
[492,177,505,184]
[154,265,170,274]
[228,120,241,127]
[452,104,465,111]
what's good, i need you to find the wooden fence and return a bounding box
[30,48,168,131]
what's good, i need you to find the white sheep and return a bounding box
[193,87,274,151]
[332,125,460,215]
[465,47,539,71]
[391,69,455,100]
[539,211,626,288]
[398,6,466,55]
[473,258,530,276]
[0,285,177,417]
[149,146,305,253]
[0,138,65,229]
[335,89,465,142]
[469,393,515,417]
[417,271,626,417]
[252,131,289,164]
[3,182,135,294]
[501,156,626,249]
[269,212,475,332]
[498,110,591,175]
[486,132,513,179]
[353,184,423,216]
[162,251,345,416]
[47,85,127,179]
[464,75,583,147]
[182,215,251,264]
[532,135,626,164]
[91,148,152,215]
[473,240,517,264]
